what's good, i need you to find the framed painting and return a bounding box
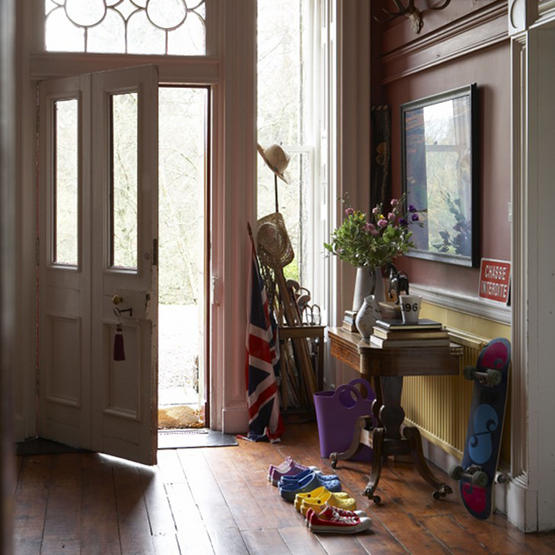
[401,84,479,267]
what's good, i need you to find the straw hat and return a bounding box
[257,143,290,183]
[255,212,294,269]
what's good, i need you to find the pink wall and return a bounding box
[375,2,511,296]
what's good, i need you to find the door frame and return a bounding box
[15,0,258,440]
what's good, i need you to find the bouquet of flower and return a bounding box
[324,194,421,268]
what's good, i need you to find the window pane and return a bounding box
[257,0,311,283]
[54,99,79,266]
[111,92,138,269]
[257,0,304,147]
[44,0,206,55]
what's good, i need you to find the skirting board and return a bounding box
[221,405,249,435]
[420,434,537,532]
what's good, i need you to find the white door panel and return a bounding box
[38,66,158,465]
[39,75,91,449]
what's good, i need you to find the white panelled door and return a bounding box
[38,66,159,465]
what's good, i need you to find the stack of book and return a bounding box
[342,310,358,332]
[370,318,450,348]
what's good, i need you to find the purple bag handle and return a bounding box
[336,383,374,415]
[335,384,362,409]
[347,378,374,400]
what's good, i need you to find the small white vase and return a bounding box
[355,295,381,339]
[352,267,385,312]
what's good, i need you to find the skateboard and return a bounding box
[449,337,511,520]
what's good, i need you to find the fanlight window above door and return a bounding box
[45,0,206,55]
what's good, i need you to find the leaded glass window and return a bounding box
[44,0,206,55]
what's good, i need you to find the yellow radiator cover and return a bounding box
[401,302,511,464]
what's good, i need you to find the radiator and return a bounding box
[402,328,494,459]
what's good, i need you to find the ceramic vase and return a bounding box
[355,295,381,339]
[352,267,385,312]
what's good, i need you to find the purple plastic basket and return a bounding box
[313,378,376,462]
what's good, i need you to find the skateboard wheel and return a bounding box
[433,491,442,500]
[471,471,488,487]
[486,369,502,386]
[463,366,475,381]
[372,495,381,505]
[449,465,463,480]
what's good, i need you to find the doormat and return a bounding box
[158,428,238,449]
[16,438,91,456]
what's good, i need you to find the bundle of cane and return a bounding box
[255,213,317,402]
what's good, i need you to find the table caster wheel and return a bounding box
[372,495,381,505]
[433,484,452,499]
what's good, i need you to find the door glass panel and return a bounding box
[111,92,138,269]
[54,98,78,266]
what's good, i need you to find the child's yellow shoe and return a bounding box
[293,486,349,512]
[301,492,357,516]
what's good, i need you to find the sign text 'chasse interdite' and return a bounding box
[478,258,511,304]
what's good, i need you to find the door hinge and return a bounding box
[35,237,40,267]
[152,238,158,266]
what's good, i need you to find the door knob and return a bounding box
[112,295,124,305]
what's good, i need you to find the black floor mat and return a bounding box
[16,438,91,456]
[158,428,238,449]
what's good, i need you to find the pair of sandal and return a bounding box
[294,485,358,515]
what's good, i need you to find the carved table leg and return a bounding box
[379,376,405,440]
[330,416,367,469]
[363,427,385,504]
[403,426,453,499]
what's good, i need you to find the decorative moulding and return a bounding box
[410,283,511,324]
[381,2,508,84]
[508,0,538,35]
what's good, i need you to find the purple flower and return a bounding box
[365,222,379,236]
[377,219,388,229]
[372,206,379,215]
[387,212,396,222]
[345,207,355,216]
[411,213,419,222]
[390,198,399,207]
[400,218,408,227]
[409,204,417,213]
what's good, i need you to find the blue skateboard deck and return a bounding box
[456,338,511,520]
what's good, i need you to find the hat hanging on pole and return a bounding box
[257,143,290,212]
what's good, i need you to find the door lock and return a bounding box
[112,295,133,317]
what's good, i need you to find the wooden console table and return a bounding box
[328,327,462,503]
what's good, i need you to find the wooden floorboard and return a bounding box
[12,423,555,554]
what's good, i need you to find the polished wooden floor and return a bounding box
[13,423,555,554]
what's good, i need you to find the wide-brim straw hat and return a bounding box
[255,212,295,269]
[257,143,290,183]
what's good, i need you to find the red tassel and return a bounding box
[113,323,125,361]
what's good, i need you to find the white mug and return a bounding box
[399,294,422,324]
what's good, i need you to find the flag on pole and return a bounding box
[244,231,283,442]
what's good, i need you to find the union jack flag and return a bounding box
[245,237,283,442]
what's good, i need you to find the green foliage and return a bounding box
[431,191,472,256]
[324,195,417,268]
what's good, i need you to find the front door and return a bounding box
[38,66,159,465]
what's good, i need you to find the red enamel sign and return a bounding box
[479,259,511,303]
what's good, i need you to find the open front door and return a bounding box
[39,66,159,465]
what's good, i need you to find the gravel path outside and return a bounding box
[158,303,202,407]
